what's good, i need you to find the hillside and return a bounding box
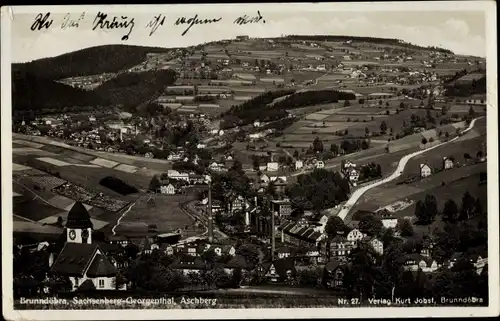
[12,69,177,114]
[12,71,107,112]
[93,69,177,111]
[12,45,172,80]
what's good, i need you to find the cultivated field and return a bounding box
[115,194,195,236]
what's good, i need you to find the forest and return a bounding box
[12,69,177,113]
[220,89,356,129]
[12,45,172,80]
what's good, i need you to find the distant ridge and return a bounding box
[283,35,454,54]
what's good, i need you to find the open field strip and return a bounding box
[90,157,119,168]
[115,163,139,173]
[12,148,54,155]
[13,163,31,171]
[13,140,45,149]
[38,214,109,230]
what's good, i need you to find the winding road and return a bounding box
[335,116,483,220]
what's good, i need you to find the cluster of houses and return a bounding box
[419,151,487,179]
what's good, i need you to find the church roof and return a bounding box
[51,243,98,277]
[86,254,118,277]
[66,202,93,229]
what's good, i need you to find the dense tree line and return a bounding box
[286,169,350,212]
[220,90,295,128]
[94,70,177,112]
[444,76,486,97]
[12,45,172,80]
[272,90,356,111]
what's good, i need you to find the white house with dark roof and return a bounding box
[443,157,454,170]
[420,163,432,178]
[51,202,120,291]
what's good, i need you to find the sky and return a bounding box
[6,3,491,62]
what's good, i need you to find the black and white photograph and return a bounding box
[1,2,498,319]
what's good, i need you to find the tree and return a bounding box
[293,150,299,158]
[398,219,414,237]
[468,106,476,118]
[252,156,260,171]
[329,143,339,156]
[424,194,438,223]
[421,137,428,145]
[460,191,476,220]
[365,127,370,136]
[442,199,459,223]
[380,121,387,133]
[344,100,351,107]
[399,102,405,109]
[325,216,347,238]
[149,175,161,193]
[312,137,324,153]
[414,200,427,224]
[236,244,260,267]
[359,214,383,236]
[379,100,383,106]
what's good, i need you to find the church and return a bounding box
[51,202,119,291]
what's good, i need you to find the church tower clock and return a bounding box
[65,202,94,244]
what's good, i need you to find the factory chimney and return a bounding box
[207,178,213,243]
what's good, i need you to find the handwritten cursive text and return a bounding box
[92,12,135,41]
[146,14,166,36]
[234,11,266,25]
[174,14,222,36]
[61,12,85,29]
[30,13,53,31]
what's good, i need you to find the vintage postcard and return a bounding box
[1,1,498,320]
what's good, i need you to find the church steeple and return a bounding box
[66,202,93,244]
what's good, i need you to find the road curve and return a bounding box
[336,116,483,220]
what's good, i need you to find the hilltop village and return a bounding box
[12,35,487,306]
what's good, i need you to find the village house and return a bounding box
[170,255,206,275]
[276,246,296,259]
[376,209,398,229]
[346,228,364,245]
[259,174,270,185]
[443,157,454,170]
[259,259,297,283]
[160,183,176,195]
[365,236,384,256]
[420,163,432,178]
[204,243,236,257]
[295,160,304,170]
[209,162,225,172]
[321,232,353,262]
[402,253,439,273]
[267,162,279,172]
[270,199,292,218]
[188,174,205,185]
[167,170,190,182]
[315,161,325,169]
[323,259,348,290]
